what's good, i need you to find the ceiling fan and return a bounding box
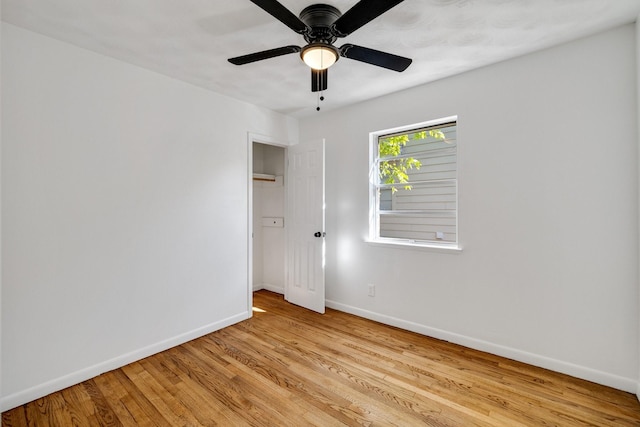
[228,0,411,95]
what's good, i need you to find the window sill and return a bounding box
[365,238,462,254]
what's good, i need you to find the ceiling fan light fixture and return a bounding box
[301,44,338,70]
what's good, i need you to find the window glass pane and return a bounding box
[379,212,456,242]
[379,188,393,211]
[373,120,457,246]
[382,182,457,212]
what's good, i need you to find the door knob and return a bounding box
[314,232,325,238]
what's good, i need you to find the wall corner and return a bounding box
[636,15,640,404]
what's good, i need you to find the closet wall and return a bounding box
[252,143,286,294]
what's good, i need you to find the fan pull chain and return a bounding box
[319,52,325,111]
[316,92,325,112]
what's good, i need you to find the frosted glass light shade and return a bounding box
[301,45,338,70]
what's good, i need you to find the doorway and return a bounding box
[248,136,326,315]
[251,141,287,296]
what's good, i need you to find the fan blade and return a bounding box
[340,44,411,72]
[332,0,405,37]
[228,45,301,65]
[311,69,328,92]
[250,0,309,34]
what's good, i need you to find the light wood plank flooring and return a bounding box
[3,290,640,426]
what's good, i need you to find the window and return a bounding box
[369,117,458,249]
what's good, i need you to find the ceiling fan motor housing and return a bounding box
[299,4,341,44]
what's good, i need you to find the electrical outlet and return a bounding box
[368,284,375,297]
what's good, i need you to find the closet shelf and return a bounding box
[253,173,283,186]
[253,173,277,182]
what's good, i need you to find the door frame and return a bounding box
[247,132,289,315]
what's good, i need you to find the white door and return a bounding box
[286,140,325,313]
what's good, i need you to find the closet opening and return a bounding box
[250,141,287,297]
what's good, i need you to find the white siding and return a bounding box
[378,125,457,243]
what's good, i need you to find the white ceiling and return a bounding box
[3,0,640,117]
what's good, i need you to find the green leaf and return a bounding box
[378,127,445,190]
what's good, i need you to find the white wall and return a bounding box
[252,143,286,293]
[301,24,639,392]
[0,24,297,410]
[253,182,265,288]
[252,144,266,288]
[260,146,285,293]
[253,143,286,294]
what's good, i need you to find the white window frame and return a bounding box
[368,116,460,252]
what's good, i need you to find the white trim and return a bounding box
[253,283,285,294]
[326,299,638,393]
[636,15,640,404]
[371,116,458,140]
[247,135,255,314]
[365,238,462,253]
[0,311,250,412]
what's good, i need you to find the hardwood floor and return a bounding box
[3,290,640,426]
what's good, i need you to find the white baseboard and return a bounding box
[0,311,250,412]
[253,283,284,294]
[326,299,638,394]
